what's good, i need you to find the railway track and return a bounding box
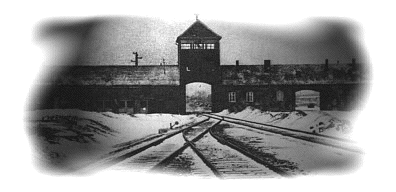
[99,117,283,178]
[80,113,362,177]
[203,113,362,154]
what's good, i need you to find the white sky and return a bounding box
[37,16,365,67]
[186,82,211,96]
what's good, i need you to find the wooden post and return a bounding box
[131,52,143,66]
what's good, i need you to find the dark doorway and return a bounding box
[295,90,320,111]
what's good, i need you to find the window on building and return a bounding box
[229,92,236,103]
[188,43,215,50]
[181,44,191,49]
[276,90,284,102]
[246,92,254,102]
[193,43,204,49]
[206,44,215,49]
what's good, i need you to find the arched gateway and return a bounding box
[295,90,320,111]
[186,82,212,113]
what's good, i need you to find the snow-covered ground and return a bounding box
[26,107,359,174]
[26,109,197,172]
[217,107,358,139]
[219,126,360,175]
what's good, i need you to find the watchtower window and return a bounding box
[206,43,215,49]
[229,92,236,103]
[193,43,204,49]
[181,44,191,49]
[188,43,216,50]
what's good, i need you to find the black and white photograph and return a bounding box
[2,0,395,191]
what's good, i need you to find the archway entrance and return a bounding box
[295,90,320,110]
[186,82,212,113]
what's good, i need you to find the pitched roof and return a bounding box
[221,63,368,85]
[43,65,180,86]
[176,20,222,42]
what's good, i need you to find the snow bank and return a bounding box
[26,109,197,172]
[217,107,356,138]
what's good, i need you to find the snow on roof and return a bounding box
[221,63,368,85]
[45,65,180,86]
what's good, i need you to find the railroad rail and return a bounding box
[92,116,284,178]
[81,118,210,171]
[151,120,223,177]
[203,113,362,154]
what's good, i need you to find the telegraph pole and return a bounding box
[131,52,143,66]
[160,58,166,74]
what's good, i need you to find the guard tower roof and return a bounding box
[176,19,222,42]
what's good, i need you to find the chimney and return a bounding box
[324,59,329,71]
[264,60,271,72]
[234,60,239,77]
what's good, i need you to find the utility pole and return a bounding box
[160,58,166,74]
[131,52,143,66]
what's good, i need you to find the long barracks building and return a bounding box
[33,20,368,114]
